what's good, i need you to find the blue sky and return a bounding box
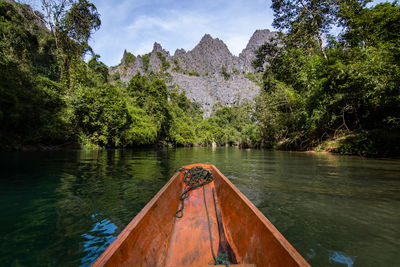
[89,0,275,66]
[87,0,389,66]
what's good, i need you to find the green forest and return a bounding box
[0,0,399,156]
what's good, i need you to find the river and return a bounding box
[0,148,399,266]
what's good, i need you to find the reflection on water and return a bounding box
[0,148,399,266]
[80,214,117,266]
[329,251,355,267]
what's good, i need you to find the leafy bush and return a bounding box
[124,51,135,65]
[157,52,170,71]
[142,53,150,72]
[188,71,200,76]
[221,65,230,80]
[333,130,400,157]
[122,106,158,146]
[70,85,130,147]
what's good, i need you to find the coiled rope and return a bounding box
[175,166,214,218]
[175,166,230,266]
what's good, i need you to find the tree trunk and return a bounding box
[42,0,59,51]
[316,28,328,60]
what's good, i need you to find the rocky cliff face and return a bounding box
[174,34,236,75]
[239,29,277,72]
[110,29,277,115]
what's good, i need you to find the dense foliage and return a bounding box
[1,0,399,157]
[0,1,64,149]
[254,1,400,156]
[0,0,257,150]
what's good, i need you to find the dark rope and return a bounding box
[175,166,214,218]
[203,186,230,266]
[175,166,230,266]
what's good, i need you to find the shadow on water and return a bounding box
[0,148,399,266]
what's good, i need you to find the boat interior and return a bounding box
[92,164,309,267]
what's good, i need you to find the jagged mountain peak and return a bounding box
[198,33,225,45]
[200,33,214,42]
[115,29,278,75]
[242,29,274,52]
[120,49,135,66]
[111,29,278,115]
[174,48,186,57]
[194,34,231,54]
[152,42,163,52]
[120,49,128,64]
[238,29,277,71]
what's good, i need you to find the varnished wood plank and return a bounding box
[92,163,310,267]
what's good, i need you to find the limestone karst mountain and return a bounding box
[110,29,278,115]
[238,29,277,71]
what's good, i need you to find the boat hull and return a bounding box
[92,164,309,267]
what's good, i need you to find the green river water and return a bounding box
[0,148,399,266]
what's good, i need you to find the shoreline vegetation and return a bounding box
[16,133,400,160]
[1,1,399,157]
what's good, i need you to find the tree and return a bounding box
[127,74,170,139]
[341,2,400,50]
[271,0,369,59]
[0,1,66,149]
[88,54,108,83]
[252,39,282,73]
[40,0,69,51]
[70,84,130,147]
[40,0,100,86]
[255,0,400,155]
[59,0,100,56]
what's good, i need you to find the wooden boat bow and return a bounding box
[92,164,310,267]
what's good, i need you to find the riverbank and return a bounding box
[313,130,400,157]
[272,129,400,158]
[3,127,398,158]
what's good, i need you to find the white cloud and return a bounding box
[89,0,274,66]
